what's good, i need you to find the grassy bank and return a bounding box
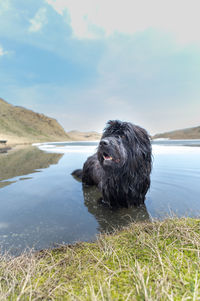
[0,218,200,300]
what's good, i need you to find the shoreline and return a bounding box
[0,138,101,154]
[0,143,33,155]
[1,137,200,153]
[0,217,199,300]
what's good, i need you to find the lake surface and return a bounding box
[0,140,200,255]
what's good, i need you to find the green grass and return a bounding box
[0,218,200,300]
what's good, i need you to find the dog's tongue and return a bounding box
[103,155,113,160]
[103,153,120,162]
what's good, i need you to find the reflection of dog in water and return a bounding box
[72,120,152,208]
[82,185,150,233]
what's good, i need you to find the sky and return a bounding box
[0,0,200,134]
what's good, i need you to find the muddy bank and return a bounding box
[0,146,12,153]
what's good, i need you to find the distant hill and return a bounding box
[0,98,100,145]
[153,125,200,140]
[67,130,101,141]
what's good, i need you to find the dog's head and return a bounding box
[97,120,152,172]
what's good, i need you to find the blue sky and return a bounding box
[0,0,200,134]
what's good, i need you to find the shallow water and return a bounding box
[0,140,200,255]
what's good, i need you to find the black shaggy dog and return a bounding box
[72,120,152,208]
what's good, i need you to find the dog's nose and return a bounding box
[100,139,109,147]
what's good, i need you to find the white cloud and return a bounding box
[29,7,48,32]
[0,0,11,13]
[0,45,8,56]
[45,0,200,44]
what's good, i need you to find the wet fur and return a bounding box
[72,120,152,208]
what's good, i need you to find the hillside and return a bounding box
[0,98,70,144]
[0,98,101,145]
[153,125,200,140]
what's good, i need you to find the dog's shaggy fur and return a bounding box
[72,120,152,207]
